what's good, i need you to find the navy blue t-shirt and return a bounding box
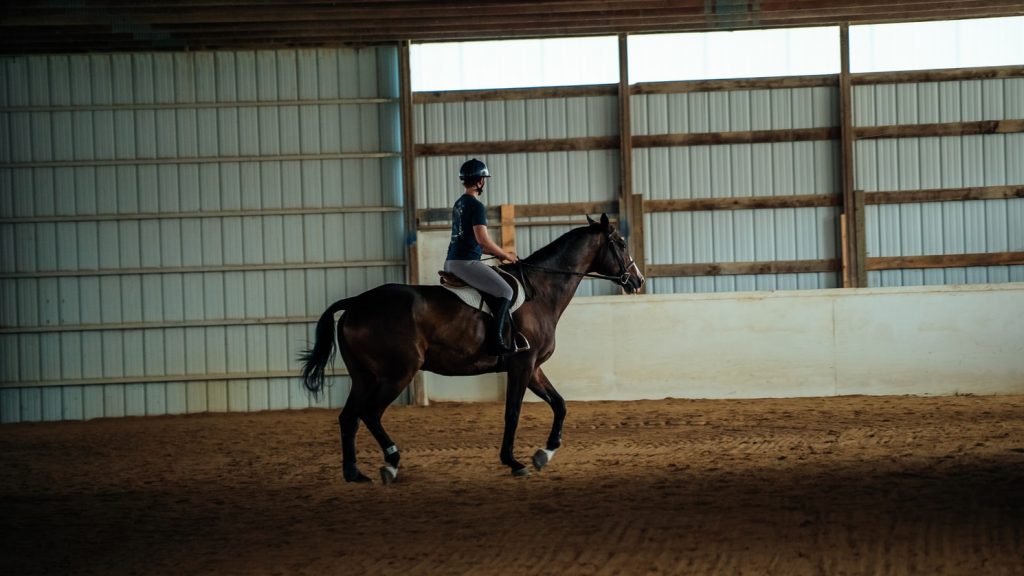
[446,193,487,261]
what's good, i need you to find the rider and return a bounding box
[444,158,519,355]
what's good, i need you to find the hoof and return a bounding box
[380,465,398,485]
[511,465,531,477]
[345,472,372,483]
[532,446,557,469]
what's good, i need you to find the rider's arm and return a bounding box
[473,225,517,263]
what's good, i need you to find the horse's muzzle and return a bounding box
[621,261,645,294]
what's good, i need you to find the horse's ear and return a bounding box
[600,213,610,228]
[586,214,597,226]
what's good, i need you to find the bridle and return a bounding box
[515,230,643,291]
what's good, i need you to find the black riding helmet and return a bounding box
[459,158,490,183]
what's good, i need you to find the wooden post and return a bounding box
[631,193,646,290]
[617,34,643,291]
[854,188,867,286]
[500,204,516,255]
[838,23,864,288]
[398,40,427,406]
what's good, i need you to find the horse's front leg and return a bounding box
[500,358,533,477]
[527,366,566,471]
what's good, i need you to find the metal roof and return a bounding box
[3,1,1024,54]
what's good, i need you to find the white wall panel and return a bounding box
[1,47,403,422]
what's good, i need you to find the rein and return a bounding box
[517,261,629,284]
[487,229,642,299]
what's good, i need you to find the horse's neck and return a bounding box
[525,231,599,317]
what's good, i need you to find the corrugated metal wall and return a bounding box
[854,77,1024,286]
[0,48,405,423]
[414,95,622,296]
[633,87,842,293]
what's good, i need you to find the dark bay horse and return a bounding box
[300,214,644,482]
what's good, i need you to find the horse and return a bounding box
[299,213,644,483]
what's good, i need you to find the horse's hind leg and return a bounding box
[527,367,566,472]
[360,370,417,485]
[339,360,374,483]
[339,391,370,482]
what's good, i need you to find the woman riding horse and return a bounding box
[300,209,644,483]
[443,158,519,355]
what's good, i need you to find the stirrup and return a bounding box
[513,332,531,352]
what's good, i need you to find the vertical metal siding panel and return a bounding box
[247,325,268,373]
[59,332,81,381]
[186,382,207,413]
[166,382,187,415]
[207,381,228,412]
[144,330,164,378]
[19,333,40,382]
[165,327,185,376]
[82,385,104,419]
[103,384,125,418]
[248,379,269,412]
[62,386,83,420]
[268,377,290,410]
[41,389,63,423]
[1,389,21,423]
[101,331,122,378]
[229,381,248,412]
[184,326,206,375]
[19,388,41,422]
[121,328,143,378]
[205,324,226,375]
[289,378,311,409]
[0,57,9,108]
[125,383,146,416]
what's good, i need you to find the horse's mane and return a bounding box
[521,224,597,267]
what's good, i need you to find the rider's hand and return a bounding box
[505,251,518,264]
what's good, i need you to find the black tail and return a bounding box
[299,298,352,400]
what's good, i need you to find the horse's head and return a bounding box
[586,213,645,294]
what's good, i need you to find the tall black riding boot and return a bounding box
[489,297,516,355]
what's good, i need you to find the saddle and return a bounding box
[438,268,530,351]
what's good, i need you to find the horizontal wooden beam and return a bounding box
[0,206,402,225]
[412,75,836,107]
[647,259,838,278]
[416,127,839,158]
[851,65,1024,86]
[411,64,1021,109]
[0,315,317,335]
[632,74,837,95]
[417,200,618,225]
[417,218,619,232]
[0,370,342,390]
[414,85,616,104]
[634,127,838,148]
[864,184,1024,205]
[0,151,399,169]
[855,119,1024,140]
[866,251,1024,271]
[415,136,618,156]
[645,193,840,212]
[516,200,620,218]
[0,97,395,114]
[0,259,404,280]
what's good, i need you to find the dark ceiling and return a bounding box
[3,0,1024,54]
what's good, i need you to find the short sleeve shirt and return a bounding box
[446,193,487,261]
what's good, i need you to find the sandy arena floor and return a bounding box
[2,394,1023,575]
